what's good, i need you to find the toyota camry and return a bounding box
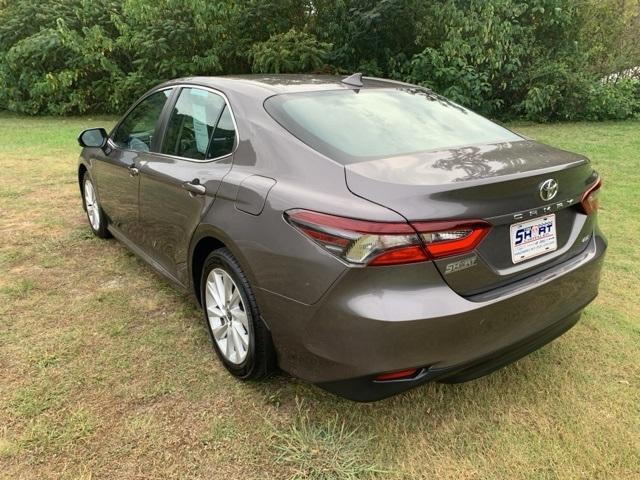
[77,74,606,401]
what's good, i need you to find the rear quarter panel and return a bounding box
[194,92,406,305]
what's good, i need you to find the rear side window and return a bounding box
[112,89,172,151]
[264,88,522,163]
[161,88,230,160]
[207,105,236,159]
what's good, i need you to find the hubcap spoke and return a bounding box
[233,322,248,350]
[223,275,232,303]
[214,273,226,306]
[207,282,224,309]
[211,322,228,341]
[229,288,241,309]
[231,323,244,357]
[206,304,224,318]
[231,308,249,329]
[205,268,250,365]
[226,324,234,359]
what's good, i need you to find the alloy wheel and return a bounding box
[205,268,250,364]
[84,178,100,231]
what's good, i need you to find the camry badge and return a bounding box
[539,178,559,201]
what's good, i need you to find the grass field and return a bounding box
[1,114,638,479]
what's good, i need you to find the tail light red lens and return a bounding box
[579,178,602,215]
[412,220,491,259]
[285,209,491,266]
[286,209,428,266]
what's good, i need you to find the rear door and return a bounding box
[94,89,173,239]
[137,86,237,285]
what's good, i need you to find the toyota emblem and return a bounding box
[539,178,559,201]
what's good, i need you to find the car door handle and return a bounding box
[128,165,139,177]
[182,180,206,196]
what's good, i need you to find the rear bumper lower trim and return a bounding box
[318,309,583,402]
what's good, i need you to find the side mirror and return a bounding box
[78,128,108,149]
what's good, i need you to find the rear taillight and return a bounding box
[285,210,490,266]
[412,220,491,259]
[285,209,428,266]
[579,178,602,215]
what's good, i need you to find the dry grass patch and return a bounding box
[272,401,384,479]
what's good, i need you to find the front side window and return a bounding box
[112,90,172,152]
[161,88,231,160]
[264,88,523,163]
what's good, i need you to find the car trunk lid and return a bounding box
[345,140,598,296]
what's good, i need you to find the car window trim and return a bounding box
[107,86,175,153]
[150,84,240,164]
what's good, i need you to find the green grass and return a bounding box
[0,113,639,479]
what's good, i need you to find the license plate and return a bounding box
[510,214,557,264]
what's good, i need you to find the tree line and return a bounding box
[0,0,638,121]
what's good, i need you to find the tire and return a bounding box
[81,173,110,239]
[200,248,276,379]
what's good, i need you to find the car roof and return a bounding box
[157,74,412,100]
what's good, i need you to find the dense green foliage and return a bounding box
[250,28,332,73]
[0,0,638,120]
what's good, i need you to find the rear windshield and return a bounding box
[264,88,522,163]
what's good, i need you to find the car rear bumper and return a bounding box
[258,230,606,401]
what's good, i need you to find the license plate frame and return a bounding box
[510,214,557,264]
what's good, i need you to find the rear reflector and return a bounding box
[374,368,419,381]
[579,178,602,215]
[285,209,490,266]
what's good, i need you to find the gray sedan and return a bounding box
[77,74,606,401]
